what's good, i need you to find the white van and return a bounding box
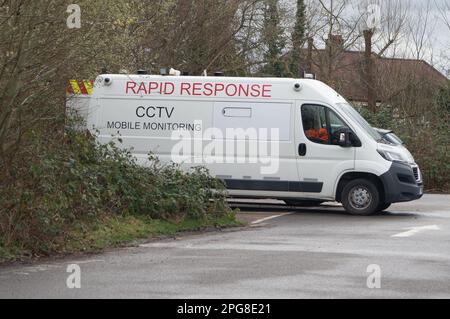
[86,74,423,215]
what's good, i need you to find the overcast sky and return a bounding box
[399,0,450,76]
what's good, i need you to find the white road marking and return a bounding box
[251,213,292,225]
[392,225,440,238]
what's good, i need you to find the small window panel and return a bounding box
[222,107,252,118]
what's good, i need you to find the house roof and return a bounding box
[303,49,449,102]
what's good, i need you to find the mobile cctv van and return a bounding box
[85,73,423,215]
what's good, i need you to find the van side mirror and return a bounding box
[337,132,351,147]
[335,128,360,147]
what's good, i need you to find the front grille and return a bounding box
[412,166,421,183]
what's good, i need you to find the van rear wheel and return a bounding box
[341,179,380,216]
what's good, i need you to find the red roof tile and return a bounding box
[302,50,449,102]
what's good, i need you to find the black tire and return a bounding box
[377,202,391,212]
[284,200,324,207]
[341,179,380,216]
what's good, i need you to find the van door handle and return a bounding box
[298,143,307,156]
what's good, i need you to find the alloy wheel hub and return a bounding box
[349,187,372,209]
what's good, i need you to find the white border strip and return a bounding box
[251,213,292,225]
[391,225,440,238]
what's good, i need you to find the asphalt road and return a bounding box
[1,194,449,299]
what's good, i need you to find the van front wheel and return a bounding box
[341,179,380,216]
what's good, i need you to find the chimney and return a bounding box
[307,37,313,74]
[326,34,344,52]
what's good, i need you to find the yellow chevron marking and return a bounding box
[84,81,94,95]
[70,80,81,94]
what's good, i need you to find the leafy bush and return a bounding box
[356,86,450,192]
[0,126,232,257]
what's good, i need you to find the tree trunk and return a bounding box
[364,29,376,113]
[307,37,313,74]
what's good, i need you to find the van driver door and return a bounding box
[294,102,356,199]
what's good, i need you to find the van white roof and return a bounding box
[94,74,348,106]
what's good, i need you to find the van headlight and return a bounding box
[377,149,408,163]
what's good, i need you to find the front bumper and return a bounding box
[380,162,424,203]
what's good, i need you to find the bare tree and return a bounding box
[407,0,435,61]
[137,0,263,76]
[0,0,149,174]
[0,1,70,170]
[358,0,408,112]
[435,0,450,77]
[305,0,364,86]
[436,0,450,31]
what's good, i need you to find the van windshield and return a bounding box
[337,103,383,142]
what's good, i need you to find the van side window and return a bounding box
[301,104,348,145]
[328,109,348,145]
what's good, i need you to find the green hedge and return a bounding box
[357,87,450,192]
[0,126,232,257]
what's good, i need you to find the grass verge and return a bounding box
[0,213,242,264]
